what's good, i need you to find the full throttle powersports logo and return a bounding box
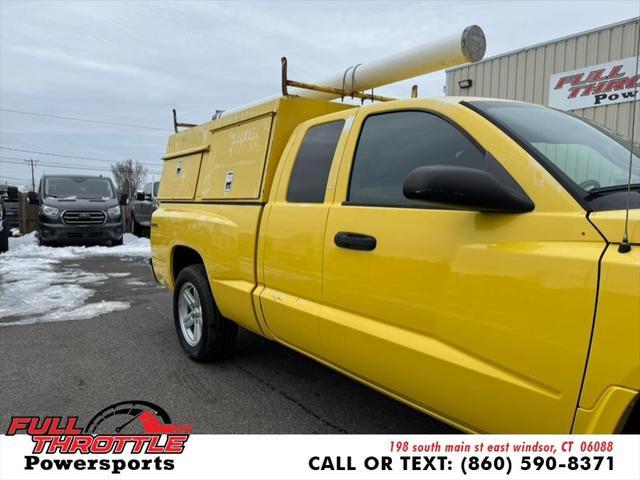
[548,56,640,111]
[6,400,192,474]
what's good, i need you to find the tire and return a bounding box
[0,224,8,254]
[111,237,123,247]
[37,235,54,247]
[132,217,142,237]
[173,264,237,362]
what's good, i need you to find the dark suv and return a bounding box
[28,175,127,246]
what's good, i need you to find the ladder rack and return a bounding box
[281,57,397,103]
[172,109,197,133]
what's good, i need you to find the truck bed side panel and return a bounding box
[151,202,264,334]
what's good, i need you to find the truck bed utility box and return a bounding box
[158,97,354,203]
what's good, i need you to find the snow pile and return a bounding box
[6,233,150,259]
[0,233,150,326]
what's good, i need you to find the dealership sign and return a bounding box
[548,56,639,111]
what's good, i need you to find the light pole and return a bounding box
[24,158,39,191]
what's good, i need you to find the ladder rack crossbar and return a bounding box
[281,57,396,103]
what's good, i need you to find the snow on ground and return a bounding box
[0,233,150,326]
[6,232,150,259]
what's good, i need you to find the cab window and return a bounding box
[347,111,512,207]
[287,120,344,203]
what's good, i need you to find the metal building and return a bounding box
[445,17,639,139]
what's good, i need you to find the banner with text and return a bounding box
[548,56,639,111]
[1,434,639,479]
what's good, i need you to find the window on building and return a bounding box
[348,111,512,207]
[287,120,344,203]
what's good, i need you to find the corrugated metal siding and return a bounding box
[446,18,640,139]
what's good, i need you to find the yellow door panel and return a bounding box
[319,103,605,433]
[259,115,351,355]
[260,203,329,354]
[260,285,324,352]
[197,114,274,200]
[321,206,602,433]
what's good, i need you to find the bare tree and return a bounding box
[110,159,147,199]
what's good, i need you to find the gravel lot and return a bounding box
[0,238,456,434]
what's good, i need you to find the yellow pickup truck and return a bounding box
[150,95,639,434]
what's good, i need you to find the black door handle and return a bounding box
[334,232,377,251]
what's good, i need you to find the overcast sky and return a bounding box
[0,0,639,189]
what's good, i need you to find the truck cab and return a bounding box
[130,181,159,237]
[151,96,639,434]
[30,175,125,247]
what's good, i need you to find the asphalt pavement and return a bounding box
[0,254,456,434]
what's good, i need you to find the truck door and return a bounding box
[319,105,602,433]
[259,116,350,356]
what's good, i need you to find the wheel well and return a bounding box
[171,246,204,282]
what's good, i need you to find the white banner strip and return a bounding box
[1,434,639,480]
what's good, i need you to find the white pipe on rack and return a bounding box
[294,25,486,100]
[220,25,486,117]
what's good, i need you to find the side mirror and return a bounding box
[403,165,534,213]
[135,191,145,201]
[27,191,40,205]
[119,193,129,206]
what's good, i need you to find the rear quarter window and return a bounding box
[287,120,344,203]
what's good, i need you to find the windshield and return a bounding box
[469,101,640,193]
[44,177,115,199]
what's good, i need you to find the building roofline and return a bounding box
[446,16,639,73]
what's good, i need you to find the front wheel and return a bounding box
[37,235,54,247]
[173,264,237,362]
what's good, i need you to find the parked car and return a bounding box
[28,175,127,246]
[0,185,20,231]
[130,181,159,237]
[0,194,8,253]
[150,96,639,434]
